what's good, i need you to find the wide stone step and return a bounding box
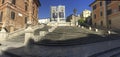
[110,52,120,57]
[34,26,51,35]
[42,33,62,40]
[89,47,120,57]
[41,26,96,41]
[2,51,21,57]
[7,34,25,43]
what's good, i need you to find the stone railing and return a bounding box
[24,25,57,45]
[0,24,45,41]
[32,24,44,31]
[8,28,26,39]
[8,24,44,39]
[0,28,8,41]
[78,25,118,36]
[48,26,57,32]
[34,25,57,42]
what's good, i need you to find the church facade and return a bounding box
[50,5,65,22]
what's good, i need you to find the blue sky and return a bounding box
[38,0,94,19]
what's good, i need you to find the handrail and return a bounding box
[8,24,44,39]
[8,28,26,39]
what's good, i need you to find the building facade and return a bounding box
[66,14,80,26]
[39,18,50,24]
[50,5,65,22]
[90,0,120,31]
[80,9,92,26]
[66,14,80,22]
[0,0,40,32]
[80,9,91,20]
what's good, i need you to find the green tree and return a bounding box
[78,18,85,25]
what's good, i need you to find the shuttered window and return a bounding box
[0,12,3,22]
[2,0,4,4]
[12,0,16,5]
[11,11,15,20]
[25,17,27,24]
[25,4,28,11]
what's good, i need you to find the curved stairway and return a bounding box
[6,34,25,43]
[6,25,51,43]
[1,26,120,57]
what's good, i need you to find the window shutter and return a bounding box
[0,12,3,22]
[11,11,15,20]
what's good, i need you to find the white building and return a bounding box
[50,5,65,22]
[39,18,50,24]
[48,5,72,26]
[81,9,91,20]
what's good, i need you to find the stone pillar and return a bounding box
[0,28,8,41]
[81,26,84,29]
[28,0,33,25]
[24,26,34,45]
[39,31,47,37]
[76,22,78,26]
[24,25,35,54]
[108,30,111,34]
[3,3,10,31]
[10,26,14,32]
[89,27,92,30]
[78,25,81,27]
[95,28,98,32]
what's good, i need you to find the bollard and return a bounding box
[0,28,8,41]
[24,26,34,45]
[108,30,111,34]
[39,31,46,36]
[78,25,81,27]
[48,28,53,32]
[89,27,92,30]
[95,29,98,32]
[81,26,84,29]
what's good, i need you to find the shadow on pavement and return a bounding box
[0,34,120,57]
[35,34,120,46]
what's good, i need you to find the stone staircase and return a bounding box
[6,34,25,43]
[111,52,120,57]
[2,35,120,57]
[41,26,99,41]
[34,26,51,35]
[6,25,51,43]
[89,47,120,57]
[2,26,120,57]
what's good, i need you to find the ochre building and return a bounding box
[0,0,41,32]
[90,0,120,31]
